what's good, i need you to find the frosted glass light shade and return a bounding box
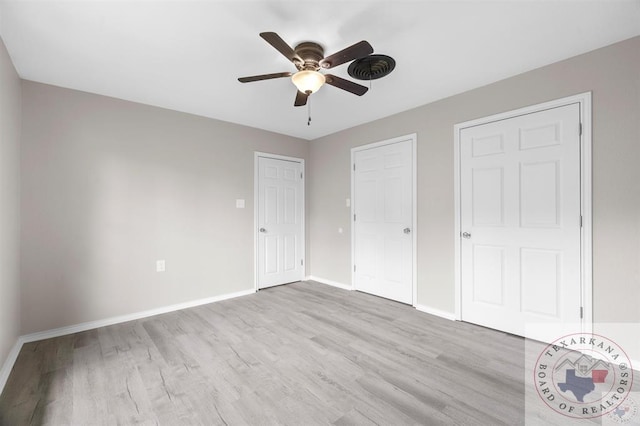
[291,70,325,94]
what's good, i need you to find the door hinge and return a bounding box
[300,172,303,179]
[301,259,304,266]
[354,214,356,221]
[353,164,356,171]
[580,306,584,319]
[580,215,583,227]
[579,122,583,136]
[354,265,356,272]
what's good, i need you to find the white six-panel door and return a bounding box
[257,156,304,289]
[353,138,414,304]
[459,103,582,342]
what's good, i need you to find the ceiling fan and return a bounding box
[238,32,374,107]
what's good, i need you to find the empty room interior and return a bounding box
[1,1,640,425]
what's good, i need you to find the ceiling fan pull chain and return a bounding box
[307,96,312,126]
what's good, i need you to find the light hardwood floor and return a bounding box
[0,281,637,425]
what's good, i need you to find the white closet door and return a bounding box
[354,139,413,304]
[460,103,582,342]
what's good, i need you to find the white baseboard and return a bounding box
[305,275,353,291]
[0,288,255,396]
[20,288,255,344]
[0,338,23,397]
[415,304,456,321]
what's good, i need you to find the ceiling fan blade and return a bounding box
[324,74,369,96]
[238,72,293,83]
[319,40,373,69]
[294,90,308,107]
[260,32,303,66]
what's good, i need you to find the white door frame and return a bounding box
[453,92,593,333]
[254,152,306,292]
[351,133,418,305]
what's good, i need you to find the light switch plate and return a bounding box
[156,260,166,272]
[236,199,245,208]
[346,198,351,207]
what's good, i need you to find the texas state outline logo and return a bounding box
[534,333,634,419]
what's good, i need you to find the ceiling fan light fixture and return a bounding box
[291,70,325,94]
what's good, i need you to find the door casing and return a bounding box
[453,92,593,334]
[254,152,305,291]
[351,133,418,305]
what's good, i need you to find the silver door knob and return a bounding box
[403,228,411,234]
[259,228,266,233]
[462,232,471,239]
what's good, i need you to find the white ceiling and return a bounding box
[1,1,639,140]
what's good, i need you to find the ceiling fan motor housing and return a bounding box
[294,42,325,70]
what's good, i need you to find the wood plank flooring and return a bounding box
[1,281,637,425]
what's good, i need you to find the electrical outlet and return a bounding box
[156,260,166,272]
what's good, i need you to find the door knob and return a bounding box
[403,228,411,234]
[259,228,266,233]
[462,232,471,239]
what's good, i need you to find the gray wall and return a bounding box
[309,37,640,324]
[0,36,21,370]
[21,82,308,335]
